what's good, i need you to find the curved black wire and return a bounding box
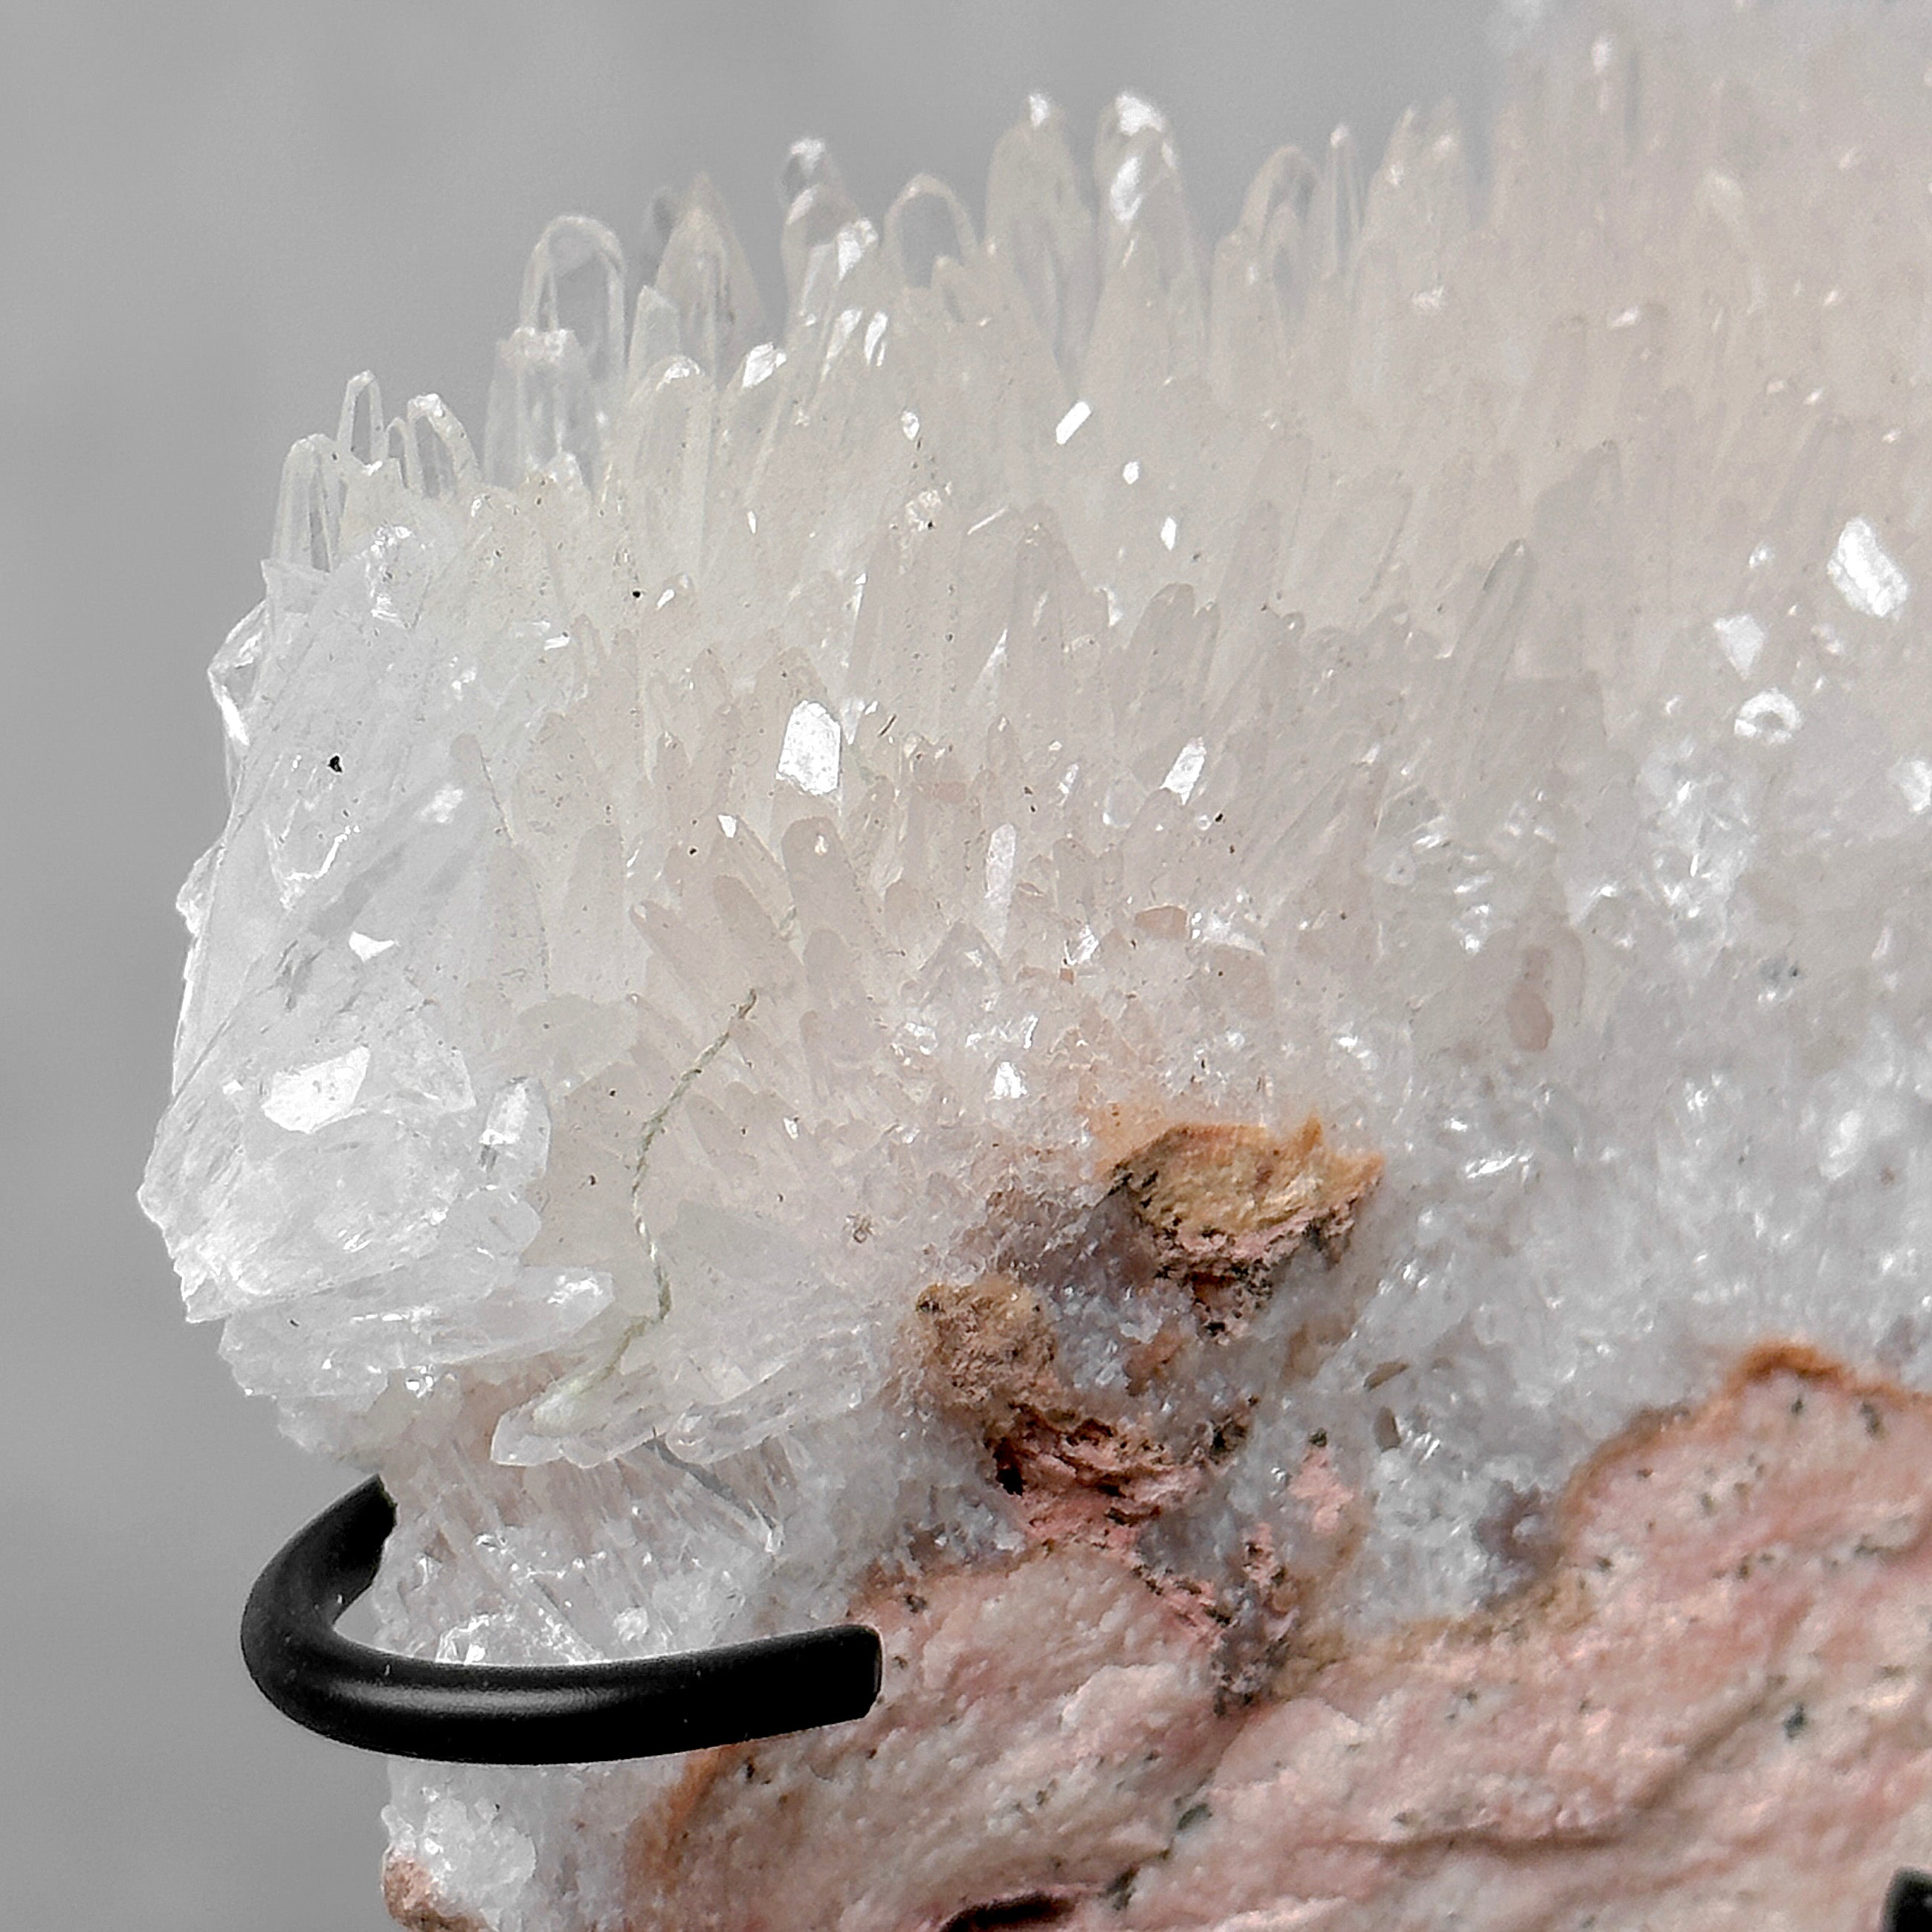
[242,1478,882,1765]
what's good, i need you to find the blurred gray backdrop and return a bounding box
[0,4,1497,1925]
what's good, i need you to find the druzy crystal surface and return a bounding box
[145,9,1932,1928]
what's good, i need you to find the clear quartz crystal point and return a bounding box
[630,183,682,288]
[777,137,863,325]
[484,323,601,487]
[985,92,1098,387]
[517,216,630,423]
[269,432,343,572]
[144,15,1932,1930]
[650,175,767,381]
[883,174,978,289]
[1092,91,1206,361]
[335,369,385,468]
[399,392,478,503]
[1316,121,1363,279]
[624,283,682,381]
[1209,142,1320,394]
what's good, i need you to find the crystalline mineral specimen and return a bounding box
[144,6,1932,1927]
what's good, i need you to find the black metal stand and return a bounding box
[241,1477,882,1764]
[1890,1869,1932,1931]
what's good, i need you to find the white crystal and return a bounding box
[1893,756,1932,815]
[1160,737,1207,803]
[1829,514,1911,618]
[775,699,841,795]
[261,1047,370,1134]
[1734,688,1802,743]
[1712,613,1765,677]
[140,10,1932,1926]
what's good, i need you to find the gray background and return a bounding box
[0,4,1497,1925]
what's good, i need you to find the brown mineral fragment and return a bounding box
[621,1349,1932,1931]
[916,1273,1059,1428]
[1113,1120,1383,1330]
[916,1273,1202,1550]
[914,1118,1384,1562]
[383,1856,489,1932]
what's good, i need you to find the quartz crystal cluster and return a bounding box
[145,5,1932,1926]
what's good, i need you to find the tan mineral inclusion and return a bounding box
[144,4,1932,1927]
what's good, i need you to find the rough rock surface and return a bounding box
[1108,1351,1932,1931]
[141,2,1932,1925]
[630,1353,1932,1931]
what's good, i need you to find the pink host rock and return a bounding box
[627,1350,1932,1931]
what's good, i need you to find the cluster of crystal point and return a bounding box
[145,7,1932,1927]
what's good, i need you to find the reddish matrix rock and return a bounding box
[624,1350,1932,1931]
[627,1548,1236,1931]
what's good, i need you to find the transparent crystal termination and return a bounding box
[142,5,1932,1928]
